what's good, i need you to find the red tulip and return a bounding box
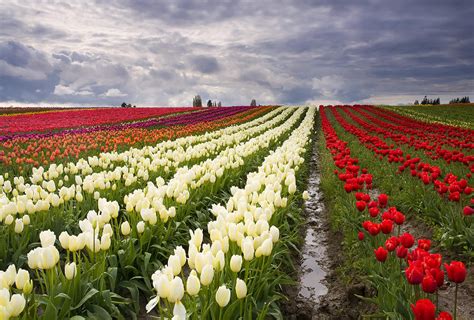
[411,299,436,320]
[394,212,406,225]
[463,206,474,216]
[406,262,424,285]
[436,311,452,320]
[424,254,442,269]
[444,261,467,283]
[385,237,398,252]
[418,239,431,251]
[356,201,366,212]
[396,246,408,259]
[358,231,364,241]
[429,268,445,287]
[368,224,380,236]
[380,219,393,234]
[378,194,388,208]
[344,184,352,193]
[368,200,378,208]
[400,233,415,248]
[448,191,460,202]
[369,207,379,217]
[421,274,437,293]
[374,246,388,262]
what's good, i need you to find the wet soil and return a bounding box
[283,137,375,320]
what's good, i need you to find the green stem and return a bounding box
[454,283,458,320]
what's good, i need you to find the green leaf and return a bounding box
[71,288,99,310]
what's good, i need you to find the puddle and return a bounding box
[297,142,328,303]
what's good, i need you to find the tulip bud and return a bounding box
[269,226,279,243]
[137,221,145,234]
[5,265,16,286]
[168,255,182,276]
[173,301,186,319]
[242,239,254,261]
[288,183,296,194]
[100,234,111,251]
[302,191,309,200]
[22,280,33,294]
[121,221,131,236]
[7,293,26,317]
[200,264,214,286]
[154,275,170,299]
[14,219,24,233]
[215,285,231,307]
[65,262,77,280]
[168,277,184,303]
[4,215,13,225]
[235,278,247,299]
[230,255,243,273]
[22,215,30,225]
[186,271,201,296]
[59,231,69,250]
[15,269,30,290]
[175,246,186,267]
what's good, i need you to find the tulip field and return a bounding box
[0,105,472,319]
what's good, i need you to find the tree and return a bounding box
[193,95,202,107]
[207,100,213,108]
[450,96,470,104]
[414,100,419,105]
[121,102,127,108]
[250,99,257,107]
[218,101,222,107]
[421,96,428,105]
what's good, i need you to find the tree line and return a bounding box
[449,96,470,104]
[192,95,258,107]
[414,96,440,105]
[414,96,471,105]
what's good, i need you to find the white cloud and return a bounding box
[53,84,75,95]
[0,1,472,106]
[103,88,127,97]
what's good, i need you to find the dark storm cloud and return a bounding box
[190,55,220,74]
[0,0,472,105]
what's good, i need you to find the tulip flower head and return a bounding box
[374,246,388,262]
[411,299,436,320]
[215,285,231,307]
[444,261,467,283]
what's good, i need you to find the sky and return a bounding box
[0,0,473,107]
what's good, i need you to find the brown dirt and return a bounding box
[282,133,376,320]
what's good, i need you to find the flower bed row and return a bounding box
[0,107,306,319]
[319,105,469,319]
[0,107,201,136]
[0,107,271,174]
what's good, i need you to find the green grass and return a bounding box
[380,104,474,128]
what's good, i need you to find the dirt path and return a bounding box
[283,132,375,319]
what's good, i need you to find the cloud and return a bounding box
[103,88,127,97]
[190,55,220,74]
[53,85,75,95]
[0,0,472,106]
